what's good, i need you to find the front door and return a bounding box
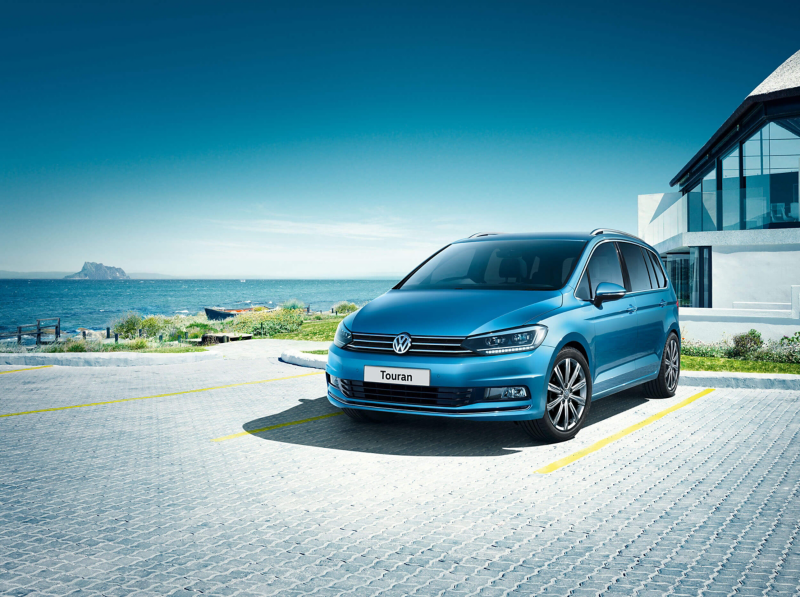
[583,242,640,395]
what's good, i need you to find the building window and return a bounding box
[743,119,800,229]
[663,248,711,308]
[702,167,718,230]
[687,183,702,232]
[721,146,740,230]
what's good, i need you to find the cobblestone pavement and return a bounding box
[1,358,799,596]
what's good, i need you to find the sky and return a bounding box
[2,0,800,278]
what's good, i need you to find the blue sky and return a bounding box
[2,0,799,277]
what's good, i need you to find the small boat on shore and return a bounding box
[204,306,266,321]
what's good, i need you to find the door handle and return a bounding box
[659,300,667,307]
[626,305,637,314]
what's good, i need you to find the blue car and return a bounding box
[327,229,680,442]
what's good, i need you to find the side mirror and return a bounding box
[594,282,626,305]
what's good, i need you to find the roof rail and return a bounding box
[468,232,503,238]
[590,228,643,241]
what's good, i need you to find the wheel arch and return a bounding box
[549,333,593,379]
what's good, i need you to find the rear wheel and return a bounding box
[643,333,680,398]
[341,407,376,422]
[520,348,592,443]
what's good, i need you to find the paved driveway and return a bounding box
[1,358,799,596]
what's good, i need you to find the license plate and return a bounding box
[364,365,430,386]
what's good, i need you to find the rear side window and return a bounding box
[618,243,653,292]
[647,250,667,288]
[585,242,624,296]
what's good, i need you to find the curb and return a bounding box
[0,351,223,368]
[280,349,327,370]
[680,370,800,390]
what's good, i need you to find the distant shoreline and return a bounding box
[0,274,403,281]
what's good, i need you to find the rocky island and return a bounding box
[65,262,130,280]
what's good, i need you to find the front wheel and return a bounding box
[520,347,592,443]
[643,333,680,398]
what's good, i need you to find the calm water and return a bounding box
[0,279,396,333]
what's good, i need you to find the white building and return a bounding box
[639,49,800,341]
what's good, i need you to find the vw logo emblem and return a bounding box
[393,333,412,355]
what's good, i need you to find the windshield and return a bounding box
[398,239,587,291]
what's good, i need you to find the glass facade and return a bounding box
[642,115,800,309]
[646,116,800,243]
[721,146,740,230]
[702,167,718,231]
[743,120,800,229]
[663,248,711,308]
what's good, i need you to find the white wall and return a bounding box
[712,244,800,307]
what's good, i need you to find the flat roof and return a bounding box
[669,49,800,188]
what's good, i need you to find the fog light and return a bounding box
[328,374,341,390]
[484,386,528,401]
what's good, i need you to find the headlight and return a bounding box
[333,321,353,348]
[461,325,547,355]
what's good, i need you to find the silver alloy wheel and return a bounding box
[546,357,587,432]
[665,336,680,391]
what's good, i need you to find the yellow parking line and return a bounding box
[0,365,53,375]
[211,411,343,442]
[0,371,324,419]
[535,388,715,474]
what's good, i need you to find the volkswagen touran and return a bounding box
[326,230,680,442]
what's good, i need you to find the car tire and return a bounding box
[520,347,592,443]
[341,407,376,422]
[642,333,680,399]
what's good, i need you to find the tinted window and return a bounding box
[647,251,667,288]
[586,242,623,295]
[619,243,653,292]
[399,240,587,291]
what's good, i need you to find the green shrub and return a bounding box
[281,298,305,310]
[333,301,358,315]
[780,331,800,346]
[225,308,304,337]
[112,312,143,340]
[141,315,169,338]
[313,314,324,320]
[66,340,87,352]
[128,338,148,350]
[729,329,763,359]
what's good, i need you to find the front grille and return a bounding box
[347,332,473,356]
[337,379,524,411]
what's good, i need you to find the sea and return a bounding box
[0,279,397,334]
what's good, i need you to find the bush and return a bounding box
[333,301,358,315]
[66,340,87,352]
[729,329,763,359]
[128,338,148,350]
[224,308,304,337]
[682,331,800,364]
[281,298,305,310]
[780,331,800,346]
[112,312,143,340]
[141,315,169,338]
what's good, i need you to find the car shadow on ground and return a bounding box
[241,387,649,457]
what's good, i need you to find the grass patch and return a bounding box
[301,349,329,355]
[681,355,800,375]
[272,317,343,342]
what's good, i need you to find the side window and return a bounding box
[586,242,624,296]
[647,250,667,288]
[575,270,591,300]
[618,243,653,292]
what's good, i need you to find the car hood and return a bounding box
[350,289,563,337]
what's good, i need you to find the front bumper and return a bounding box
[326,343,555,421]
